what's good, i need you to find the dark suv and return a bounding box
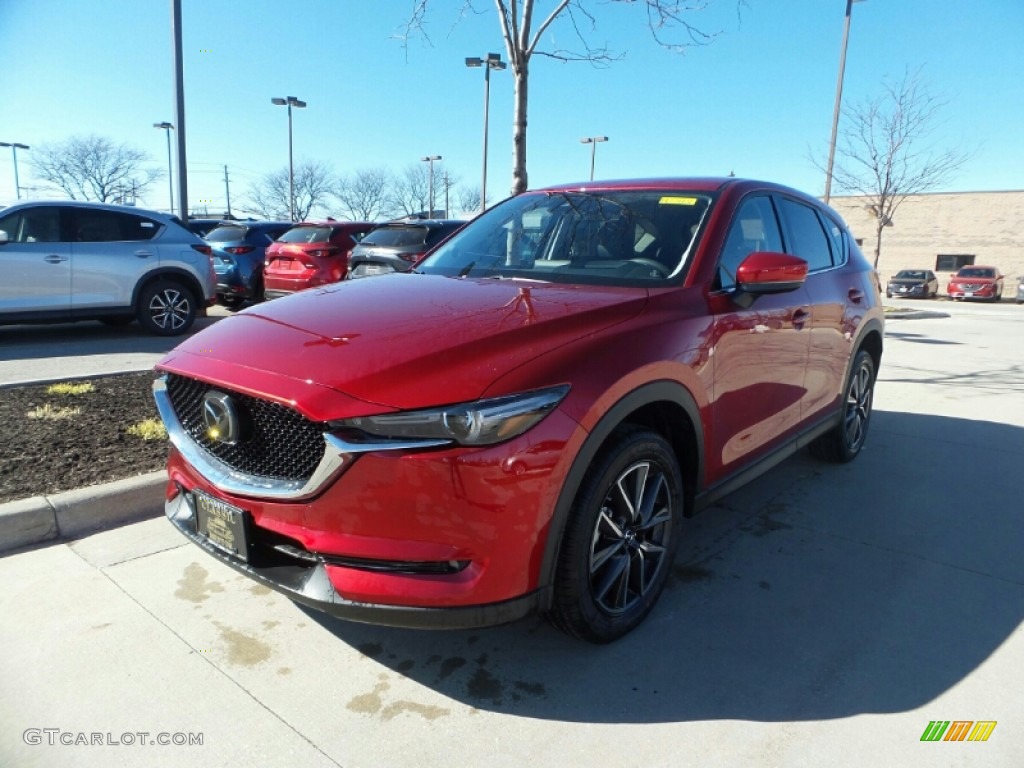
[206,221,293,306]
[155,178,883,642]
[347,219,465,278]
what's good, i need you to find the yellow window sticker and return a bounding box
[659,196,698,206]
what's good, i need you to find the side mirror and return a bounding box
[736,251,808,295]
[0,229,9,245]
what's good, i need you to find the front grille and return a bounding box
[165,373,326,483]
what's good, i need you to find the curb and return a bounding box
[0,470,166,555]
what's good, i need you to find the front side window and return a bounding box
[716,196,783,291]
[0,207,61,243]
[420,190,713,287]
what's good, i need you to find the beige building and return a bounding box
[828,190,1024,292]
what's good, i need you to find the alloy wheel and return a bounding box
[843,358,873,452]
[149,288,191,332]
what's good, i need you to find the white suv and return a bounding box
[0,200,217,335]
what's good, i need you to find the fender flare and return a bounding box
[535,380,704,608]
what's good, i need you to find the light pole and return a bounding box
[465,52,506,213]
[0,142,30,200]
[421,155,441,217]
[271,96,307,221]
[580,136,608,181]
[152,123,174,213]
[824,0,866,204]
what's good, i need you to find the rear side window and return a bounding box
[278,226,332,243]
[425,223,463,247]
[778,198,833,272]
[74,209,161,242]
[360,226,429,247]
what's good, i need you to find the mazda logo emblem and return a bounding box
[202,390,240,445]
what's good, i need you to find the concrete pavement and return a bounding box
[1,306,1022,766]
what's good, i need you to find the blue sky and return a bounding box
[1,0,1022,215]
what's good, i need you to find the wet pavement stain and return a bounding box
[438,657,467,680]
[249,584,272,596]
[175,563,225,604]
[380,701,450,721]
[347,680,389,715]
[396,659,415,673]
[212,621,272,666]
[262,620,280,631]
[759,580,772,591]
[467,666,504,704]
[358,642,384,659]
[278,667,292,676]
[672,564,714,584]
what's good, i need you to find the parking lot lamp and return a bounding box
[271,96,307,221]
[421,155,442,217]
[0,142,30,200]
[824,0,866,204]
[465,53,506,213]
[579,136,608,182]
[152,123,174,213]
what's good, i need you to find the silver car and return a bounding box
[0,200,216,335]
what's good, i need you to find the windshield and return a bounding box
[361,225,430,247]
[205,225,247,242]
[895,270,926,279]
[418,190,713,286]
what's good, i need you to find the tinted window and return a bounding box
[425,223,464,247]
[778,198,833,272]
[361,226,431,247]
[278,226,332,243]
[74,209,160,242]
[206,225,248,242]
[0,207,61,243]
[717,196,783,290]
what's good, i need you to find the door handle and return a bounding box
[792,308,810,328]
[134,250,154,258]
[848,288,865,303]
[43,254,68,264]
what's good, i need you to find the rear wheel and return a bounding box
[137,279,196,336]
[550,428,683,643]
[810,349,876,463]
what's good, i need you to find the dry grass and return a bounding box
[126,419,167,441]
[46,382,96,396]
[26,404,82,421]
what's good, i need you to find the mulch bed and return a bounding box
[0,371,168,504]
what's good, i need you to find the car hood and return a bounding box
[951,275,998,283]
[158,274,647,416]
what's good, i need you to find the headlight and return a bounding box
[334,386,570,447]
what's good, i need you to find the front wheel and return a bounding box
[810,349,876,463]
[549,428,683,643]
[137,279,196,336]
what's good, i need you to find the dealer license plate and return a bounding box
[194,490,249,561]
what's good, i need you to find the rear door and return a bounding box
[0,205,72,314]
[69,208,161,309]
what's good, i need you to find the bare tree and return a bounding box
[334,168,395,221]
[402,1,731,195]
[457,186,483,215]
[245,161,336,221]
[31,135,162,202]
[387,163,449,218]
[829,69,970,267]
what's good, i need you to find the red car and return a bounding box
[154,178,884,643]
[263,221,375,299]
[946,266,1004,301]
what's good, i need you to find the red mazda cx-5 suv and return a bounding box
[154,178,884,643]
[262,220,375,299]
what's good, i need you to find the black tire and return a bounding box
[250,275,265,304]
[809,349,876,463]
[137,279,196,336]
[549,428,683,643]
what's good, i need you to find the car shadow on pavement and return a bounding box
[300,410,1024,723]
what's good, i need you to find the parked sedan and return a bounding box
[347,219,465,279]
[947,266,1004,301]
[206,221,292,306]
[1016,276,1024,305]
[0,200,216,335]
[154,177,883,643]
[263,221,375,299]
[886,269,938,299]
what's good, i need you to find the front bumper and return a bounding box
[164,483,542,629]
